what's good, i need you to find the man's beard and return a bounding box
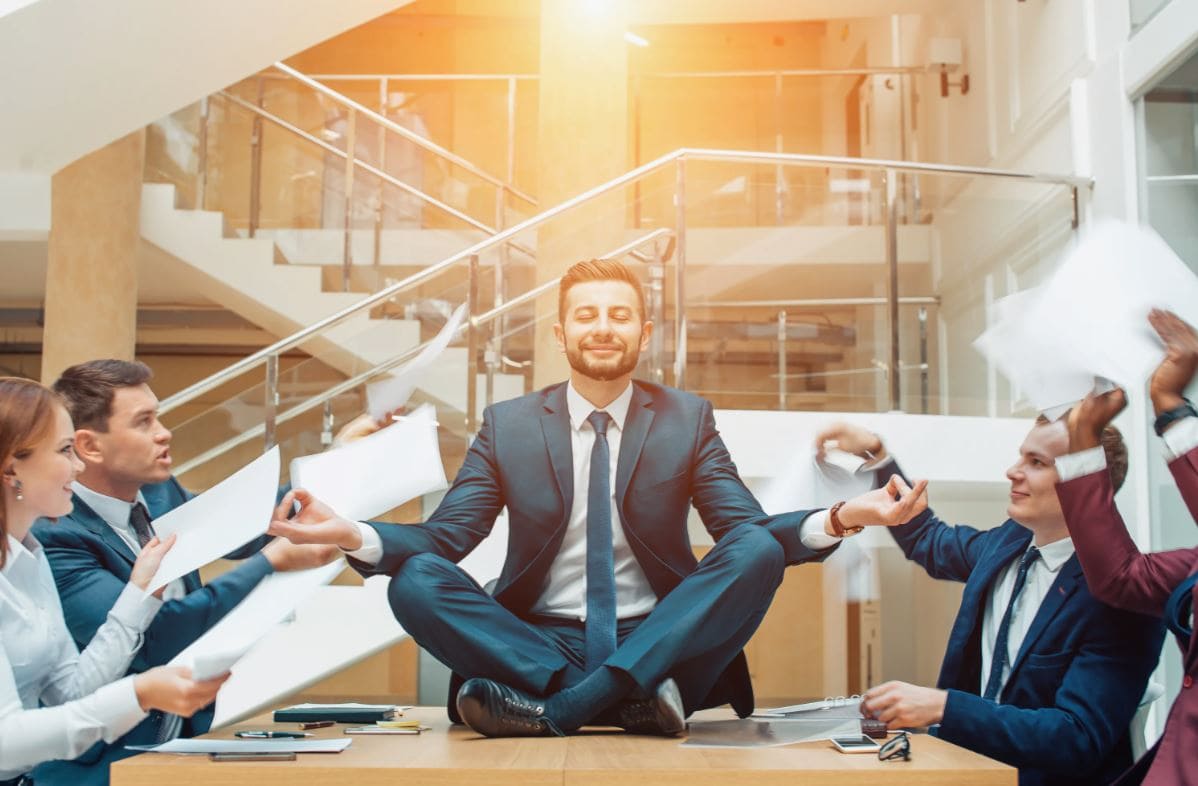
[565,340,641,381]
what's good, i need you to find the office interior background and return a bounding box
[1,0,1195,747]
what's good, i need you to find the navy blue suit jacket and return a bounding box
[30,476,273,786]
[351,381,834,715]
[890,507,1164,786]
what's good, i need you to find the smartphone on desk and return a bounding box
[831,735,882,754]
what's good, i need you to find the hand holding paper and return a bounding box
[145,447,281,593]
[1148,308,1198,412]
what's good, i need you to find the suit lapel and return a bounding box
[1007,554,1083,678]
[616,384,655,505]
[70,494,138,568]
[540,384,574,516]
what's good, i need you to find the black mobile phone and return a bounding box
[209,752,297,762]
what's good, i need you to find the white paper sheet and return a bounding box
[146,447,281,593]
[169,560,346,681]
[128,738,352,754]
[366,303,467,420]
[208,514,511,728]
[289,404,447,521]
[974,221,1198,414]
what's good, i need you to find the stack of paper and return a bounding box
[128,738,352,754]
[974,220,1198,417]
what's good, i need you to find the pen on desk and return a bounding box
[234,730,311,739]
[299,720,335,730]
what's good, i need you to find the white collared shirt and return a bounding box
[528,381,656,620]
[979,537,1076,700]
[72,482,187,603]
[0,533,157,779]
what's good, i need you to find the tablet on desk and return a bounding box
[831,735,882,754]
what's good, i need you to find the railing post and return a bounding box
[648,239,666,383]
[465,254,480,445]
[774,72,784,225]
[673,158,688,390]
[321,400,335,447]
[197,96,209,211]
[918,305,929,414]
[374,77,388,269]
[777,310,787,410]
[264,353,279,450]
[341,111,357,292]
[882,168,901,411]
[484,337,497,409]
[248,77,265,238]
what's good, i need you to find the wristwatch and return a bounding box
[829,500,864,538]
[1154,398,1197,437]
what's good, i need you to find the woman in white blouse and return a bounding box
[0,377,227,784]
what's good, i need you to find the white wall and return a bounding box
[0,0,412,176]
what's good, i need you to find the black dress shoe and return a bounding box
[455,678,565,738]
[613,677,687,736]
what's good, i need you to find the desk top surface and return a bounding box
[112,706,1016,786]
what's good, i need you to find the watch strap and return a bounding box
[1154,398,1197,437]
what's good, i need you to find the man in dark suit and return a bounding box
[270,258,928,738]
[31,359,338,786]
[816,420,1165,786]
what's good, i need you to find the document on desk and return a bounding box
[145,446,280,593]
[975,220,1198,415]
[289,403,447,521]
[682,718,861,749]
[128,738,352,754]
[169,559,346,681]
[366,303,467,420]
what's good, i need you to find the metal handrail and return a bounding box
[217,90,536,260]
[272,62,536,206]
[160,148,1091,416]
[170,229,669,476]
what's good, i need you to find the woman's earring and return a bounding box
[13,479,23,501]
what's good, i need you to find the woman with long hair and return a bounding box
[0,377,226,784]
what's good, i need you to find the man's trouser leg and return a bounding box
[605,524,786,714]
[387,553,585,704]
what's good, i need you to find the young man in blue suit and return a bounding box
[816,420,1164,786]
[30,359,340,786]
[270,259,929,738]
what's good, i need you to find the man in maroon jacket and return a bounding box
[1057,308,1198,786]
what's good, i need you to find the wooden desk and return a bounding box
[111,707,1015,786]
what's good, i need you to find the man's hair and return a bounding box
[52,359,153,432]
[1037,415,1129,492]
[558,259,646,323]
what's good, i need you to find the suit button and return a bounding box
[1185,675,1194,689]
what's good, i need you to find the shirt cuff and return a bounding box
[109,583,163,631]
[94,675,151,741]
[343,522,383,565]
[799,511,842,550]
[863,453,895,472]
[1055,446,1107,483]
[1162,416,1198,460]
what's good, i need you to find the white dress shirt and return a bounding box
[348,382,835,614]
[70,482,185,743]
[72,482,187,603]
[0,533,158,780]
[978,537,1076,700]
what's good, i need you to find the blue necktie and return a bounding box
[584,411,617,673]
[1165,572,1197,643]
[983,546,1041,701]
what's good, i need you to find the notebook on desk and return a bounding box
[751,695,863,720]
[273,703,408,723]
